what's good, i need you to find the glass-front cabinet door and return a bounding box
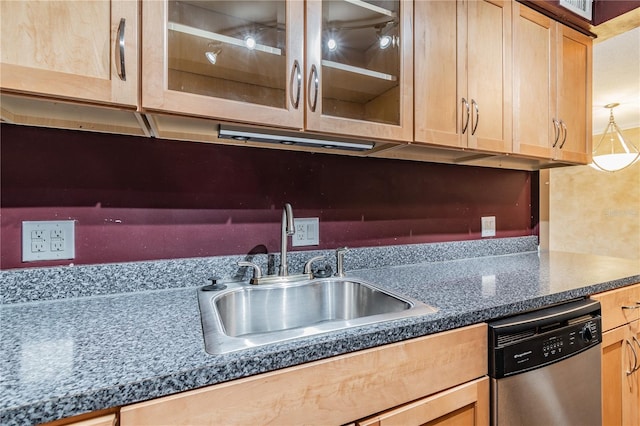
[142,0,411,141]
[142,0,304,129]
[305,0,413,141]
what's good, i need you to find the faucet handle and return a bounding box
[304,255,326,275]
[237,261,263,284]
[335,247,349,277]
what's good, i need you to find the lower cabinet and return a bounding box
[354,377,489,426]
[120,324,488,425]
[41,413,117,426]
[601,320,640,426]
[592,283,640,426]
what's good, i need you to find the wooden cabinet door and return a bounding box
[0,0,138,107]
[141,0,304,130]
[414,0,511,153]
[355,377,489,426]
[601,320,640,426]
[465,0,512,154]
[635,321,640,426]
[554,25,592,164]
[512,3,556,158]
[304,0,414,142]
[414,0,461,148]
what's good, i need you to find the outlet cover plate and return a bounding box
[292,218,319,247]
[22,220,75,262]
[481,216,496,238]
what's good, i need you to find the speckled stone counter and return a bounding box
[1,239,639,425]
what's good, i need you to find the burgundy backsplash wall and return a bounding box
[1,124,538,270]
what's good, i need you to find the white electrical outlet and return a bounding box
[22,220,75,262]
[481,216,496,237]
[292,218,319,247]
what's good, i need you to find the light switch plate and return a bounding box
[292,218,319,247]
[22,220,75,262]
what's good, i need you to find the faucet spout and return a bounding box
[279,203,295,276]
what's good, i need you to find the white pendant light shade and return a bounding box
[591,103,640,172]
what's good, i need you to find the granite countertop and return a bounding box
[1,241,639,425]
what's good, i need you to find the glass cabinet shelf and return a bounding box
[321,59,397,105]
[322,59,396,81]
[167,22,282,56]
[343,0,397,18]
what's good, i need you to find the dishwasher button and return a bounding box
[581,325,593,343]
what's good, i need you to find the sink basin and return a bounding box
[198,277,437,354]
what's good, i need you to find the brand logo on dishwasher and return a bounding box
[514,350,532,359]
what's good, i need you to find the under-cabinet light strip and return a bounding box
[218,127,374,151]
[167,22,282,56]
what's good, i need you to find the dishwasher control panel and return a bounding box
[488,299,602,378]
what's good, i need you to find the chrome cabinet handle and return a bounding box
[290,60,302,109]
[115,18,126,81]
[633,336,640,373]
[461,98,470,134]
[552,118,560,147]
[308,64,319,112]
[626,339,638,376]
[471,99,479,135]
[559,120,568,149]
[621,304,640,310]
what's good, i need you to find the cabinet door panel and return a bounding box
[556,26,592,163]
[512,3,556,158]
[466,0,512,153]
[414,0,462,148]
[3,1,110,77]
[0,0,138,106]
[142,0,304,129]
[414,0,511,153]
[305,0,413,141]
[601,320,640,426]
[467,1,511,151]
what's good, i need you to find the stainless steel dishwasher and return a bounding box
[488,299,602,426]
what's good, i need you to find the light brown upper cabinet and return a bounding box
[0,0,138,107]
[142,0,413,141]
[414,0,513,154]
[304,0,413,141]
[555,24,592,163]
[512,2,592,164]
[142,1,304,129]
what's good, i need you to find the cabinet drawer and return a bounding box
[121,324,487,426]
[592,284,640,331]
[355,377,489,426]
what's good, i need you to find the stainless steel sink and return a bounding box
[198,277,437,354]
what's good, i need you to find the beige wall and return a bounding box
[545,127,640,260]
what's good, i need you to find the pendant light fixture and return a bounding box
[591,103,640,172]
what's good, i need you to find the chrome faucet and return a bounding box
[236,203,325,285]
[278,203,295,276]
